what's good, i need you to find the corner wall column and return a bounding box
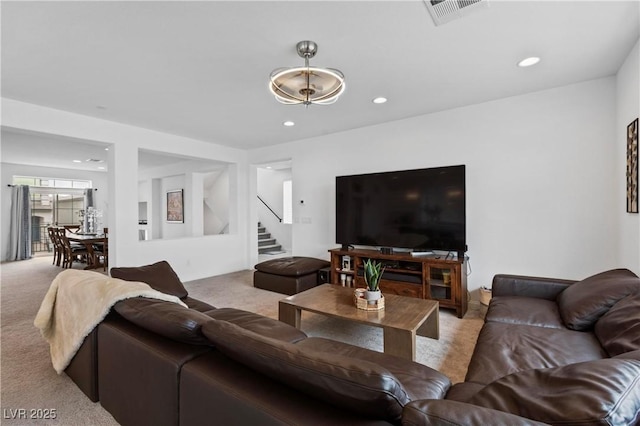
[108,144,138,268]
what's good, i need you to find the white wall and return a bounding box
[2,99,249,282]
[249,77,625,295]
[0,162,109,261]
[203,169,230,235]
[257,168,292,251]
[616,39,640,273]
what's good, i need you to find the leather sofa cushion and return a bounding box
[615,350,640,361]
[557,268,639,331]
[445,382,486,403]
[202,319,410,423]
[111,260,188,299]
[468,358,640,426]
[204,308,307,343]
[180,351,396,426]
[486,296,564,329]
[403,400,548,426]
[295,337,450,401]
[492,274,574,300]
[595,291,640,357]
[254,256,330,277]
[182,296,216,312]
[465,322,606,385]
[114,298,212,345]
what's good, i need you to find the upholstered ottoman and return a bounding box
[254,257,330,295]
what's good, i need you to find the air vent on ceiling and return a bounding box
[424,0,489,26]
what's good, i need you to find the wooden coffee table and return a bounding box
[278,284,439,361]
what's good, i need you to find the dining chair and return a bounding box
[56,228,88,269]
[47,227,63,267]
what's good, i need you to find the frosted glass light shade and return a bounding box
[269,66,345,105]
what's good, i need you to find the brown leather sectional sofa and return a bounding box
[404,268,640,425]
[64,262,640,425]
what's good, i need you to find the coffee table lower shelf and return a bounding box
[278,284,439,361]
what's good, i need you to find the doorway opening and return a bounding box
[256,160,292,262]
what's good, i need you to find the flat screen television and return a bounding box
[336,165,466,255]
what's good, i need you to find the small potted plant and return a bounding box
[363,258,385,304]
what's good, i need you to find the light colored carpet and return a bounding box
[1,256,486,425]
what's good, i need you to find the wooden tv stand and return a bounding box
[329,248,468,318]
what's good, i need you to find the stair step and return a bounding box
[257,223,281,254]
[259,238,276,247]
[259,244,282,254]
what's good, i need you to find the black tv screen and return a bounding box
[336,165,466,253]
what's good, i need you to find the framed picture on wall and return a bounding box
[627,118,638,213]
[166,189,184,223]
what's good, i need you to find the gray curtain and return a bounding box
[83,188,95,233]
[8,185,32,261]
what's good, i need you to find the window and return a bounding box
[13,176,92,252]
[283,180,292,224]
[13,176,91,189]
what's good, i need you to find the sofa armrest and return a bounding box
[402,400,548,426]
[492,274,575,300]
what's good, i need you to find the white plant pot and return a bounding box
[364,290,382,305]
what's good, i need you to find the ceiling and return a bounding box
[1,129,111,172]
[1,1,639,156]
[0,127,219,172]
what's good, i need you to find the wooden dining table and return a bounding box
[67,233,108,270]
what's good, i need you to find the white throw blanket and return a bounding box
[34,269,187,374]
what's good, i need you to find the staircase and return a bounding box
[258,222,283,254]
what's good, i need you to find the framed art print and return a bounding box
[627,118,638,213]
[166,189,184,223]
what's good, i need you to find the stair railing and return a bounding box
[257,196,282,223]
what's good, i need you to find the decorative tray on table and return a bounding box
[353,289,385,311]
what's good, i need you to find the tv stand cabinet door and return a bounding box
[378,280,423,298]
[425,263,466,318]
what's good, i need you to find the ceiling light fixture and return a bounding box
[269,40,345,106]
[372,97,387,104]
[283,121,295,127]
[73,160,82,163]
[517,56,541,67]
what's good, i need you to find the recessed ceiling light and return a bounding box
[72,160,82,163]
[283,121,295,127]
[104,148,109,151]
[517,57,541,67]
[372,97,387,104]
[98,166,106,170]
